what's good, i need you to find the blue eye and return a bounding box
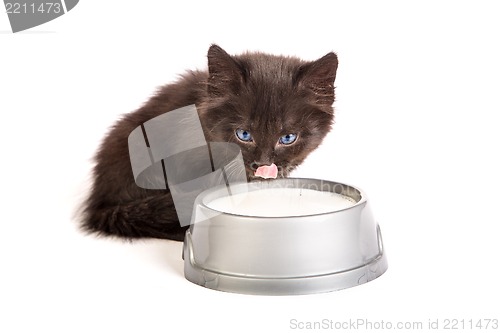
[235,129,253,142]
[279,133,297,145]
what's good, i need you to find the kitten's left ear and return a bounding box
[207,44,246,97]
[294,52,339,105]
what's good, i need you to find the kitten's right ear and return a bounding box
[294,52,339,105]
[207,44,245,96]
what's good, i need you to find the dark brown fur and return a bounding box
[81,45,338,241]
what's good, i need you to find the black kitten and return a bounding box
[81,45,338,241]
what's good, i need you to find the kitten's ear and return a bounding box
[207,44,245,96]
[294,52,339,105]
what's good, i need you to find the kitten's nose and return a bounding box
[254,147,275,166]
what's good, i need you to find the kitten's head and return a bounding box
[200,45,338,180]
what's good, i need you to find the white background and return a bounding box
[1,1,499,332]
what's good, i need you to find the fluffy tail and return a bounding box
[81,193,188,241]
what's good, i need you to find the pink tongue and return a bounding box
[254,163,278,179]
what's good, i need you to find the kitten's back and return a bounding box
[81,70,208,241]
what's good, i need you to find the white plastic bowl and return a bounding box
[183,178,387,295]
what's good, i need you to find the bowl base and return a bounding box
[183,229,388,296]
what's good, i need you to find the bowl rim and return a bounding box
[194,177,367,219]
